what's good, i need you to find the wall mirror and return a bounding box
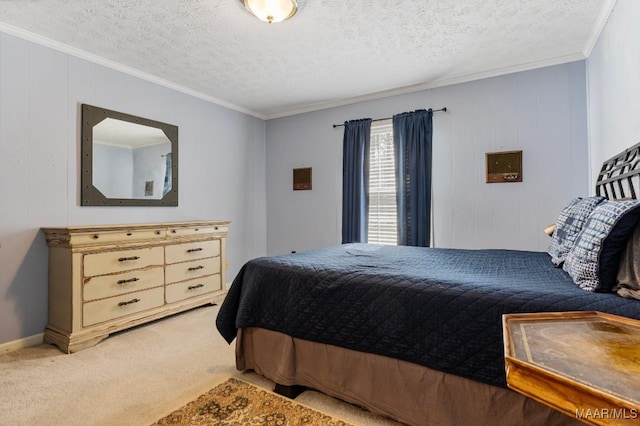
[81,104,178,206]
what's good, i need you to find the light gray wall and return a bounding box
[0,32,267,345]
[266,62,589,255]
[587,0,640,185]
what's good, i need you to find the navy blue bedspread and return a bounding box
[216,244,640,388]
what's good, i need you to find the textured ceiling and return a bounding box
[0,0,611,119]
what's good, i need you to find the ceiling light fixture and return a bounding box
[241,0,297,24]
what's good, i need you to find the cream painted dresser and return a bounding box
[41,221,229,353]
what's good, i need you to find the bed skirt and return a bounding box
[236,327,579,426]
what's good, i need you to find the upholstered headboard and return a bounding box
[596,141,640,200]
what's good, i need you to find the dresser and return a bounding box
[41,221,229,353]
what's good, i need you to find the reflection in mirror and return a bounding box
[81,104,178,206]
[93,119,172,199]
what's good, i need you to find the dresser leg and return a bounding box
[44,327,109,353]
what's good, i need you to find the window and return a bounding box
[368,120,397,245]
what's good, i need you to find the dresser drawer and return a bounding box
[167,226,219,238]
[83,266,164,302]
[165,257,220,284]
[84,246,164,277]
[165,274,221,304]
[165,240,220,264]
[82,287,164,327]
[71,228,165,245]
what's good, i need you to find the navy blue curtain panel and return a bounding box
[342,118,372,243]
[393,109,433,246]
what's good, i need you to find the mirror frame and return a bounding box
[81,104,178,206]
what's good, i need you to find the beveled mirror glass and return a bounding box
[81,104,178,206]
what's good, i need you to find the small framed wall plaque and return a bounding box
[486,150,522,183]
[293,167,312,190]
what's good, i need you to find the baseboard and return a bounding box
[0,333,44,354]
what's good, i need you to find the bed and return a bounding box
[216,143,640,426]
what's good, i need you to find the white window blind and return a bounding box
[368,120,397,245]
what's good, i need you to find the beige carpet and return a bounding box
[0,305,401,426]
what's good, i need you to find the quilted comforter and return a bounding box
[216,244,640,388]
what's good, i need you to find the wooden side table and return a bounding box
[503,311,640,425]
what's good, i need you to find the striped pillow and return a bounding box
[548,196,605,267]
[564,200,640,292]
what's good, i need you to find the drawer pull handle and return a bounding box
[214,226,219,230]
[155,230,161,235]
[118,298,140,307]
[117,277,139,285]
[188,284,204,290]
[171,230,177,234]
[127,232,132,236]
[118,256,140,262]
[188,265,204,271]
[92,234,99,239]
[187,248,203,253]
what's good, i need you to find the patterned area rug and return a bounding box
[152,377,354,425]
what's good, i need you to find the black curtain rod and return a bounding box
[332,107,447,128]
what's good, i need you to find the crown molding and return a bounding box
[0,23,266,120]
[0,20,596,123]
[582,0,617,57]
[265,52,586,120]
